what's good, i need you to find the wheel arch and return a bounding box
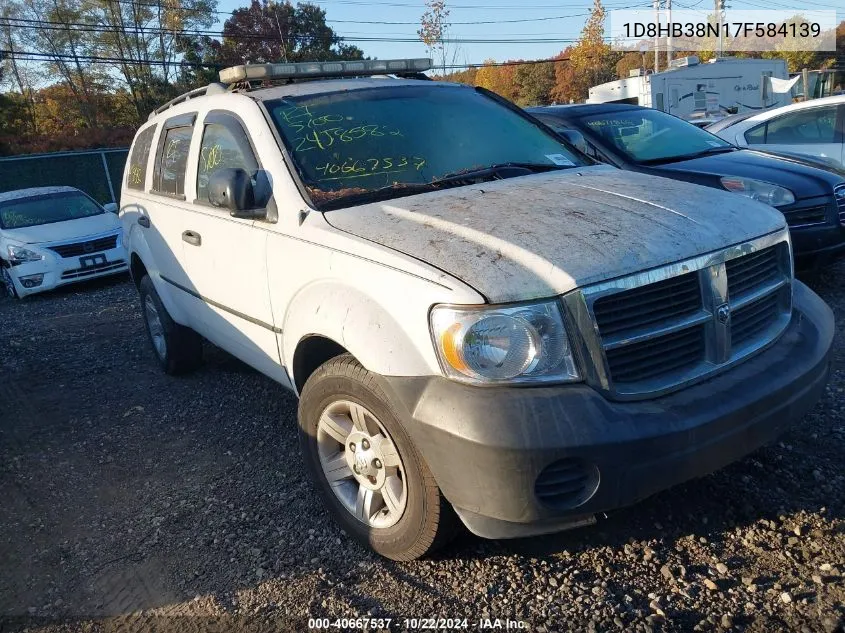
[281,281,442,385]
[292,334,351,393]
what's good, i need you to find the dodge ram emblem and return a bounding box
[717,303,731,324]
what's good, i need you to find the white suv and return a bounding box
[122,59,834,561]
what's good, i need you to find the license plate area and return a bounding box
[79,254,107,269]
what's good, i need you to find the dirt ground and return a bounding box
[0,270,843,633]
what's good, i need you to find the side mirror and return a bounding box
[559,129,587,154]
[103,202,119,214]
[208,168,266,219]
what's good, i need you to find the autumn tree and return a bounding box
[219,0,364,67]
[553,0,620,103]
[514,62,555,106]
[418,0,453,75]
[475,60,519,102]
[437,67,477,85]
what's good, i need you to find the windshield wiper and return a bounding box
[436,162,570,181]
[642,146,737,165]
[315,162,569,210]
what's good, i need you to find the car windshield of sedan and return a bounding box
[579,109,733,163]
[0,191,105,230]
[266,84,587,209]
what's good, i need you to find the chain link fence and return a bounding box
[0,148,129,205]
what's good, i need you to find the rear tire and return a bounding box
[298,353,459,561]
[138,275,203,375]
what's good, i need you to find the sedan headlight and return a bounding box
[430,300,580,385]
[720,176,795,207]
[7,244,44,264]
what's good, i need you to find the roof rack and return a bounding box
[218,58,432,84]
[147,82,228,120]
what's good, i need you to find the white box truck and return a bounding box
[587,57,790,121]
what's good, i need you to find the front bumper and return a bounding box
[7,245,128,297]
[791,222,845,269]
[379,282,834,539]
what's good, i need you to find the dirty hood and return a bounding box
[324,167,786,303]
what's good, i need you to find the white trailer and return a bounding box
[587,57,790,120]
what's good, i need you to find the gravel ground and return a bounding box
[0,269,843,633]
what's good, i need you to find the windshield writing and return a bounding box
[267,85,585,209]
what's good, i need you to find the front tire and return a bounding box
[298,354,459,561]
[138,275,203,375]
[1,264,19,299]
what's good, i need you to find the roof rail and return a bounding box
[147,82,228,121]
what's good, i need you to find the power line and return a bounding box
[2,48,575,70]
[2,17,588,43]
[87,0,653,14]
[1,5,647,27]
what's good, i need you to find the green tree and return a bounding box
[555,0,620,102]
[514,62,555,106]
[219,0,364,67]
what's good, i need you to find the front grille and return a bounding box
[48,234,118,258]
[836,185,845,225]
[575,233,792,398]
[726,245,780,299]
[782,205,827,227]
[732,292,780,346]
[605,325,705,384]
[593,272,701,336]
[534,459,598,509]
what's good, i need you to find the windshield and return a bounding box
[266,84,587,209]
[578,109,733,163]
[0,191,104,230]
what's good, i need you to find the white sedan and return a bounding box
[708,95,845,168]
[0,186,128,298]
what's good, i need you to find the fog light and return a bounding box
[19,273,44,288]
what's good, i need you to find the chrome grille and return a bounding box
[732,292,780,346]
[836,185,845,225]
[569,230,793,399]
[781,205,827,228]
[593,272,701,336]
[605,325,705,383]
[726,245,780,299]
[47,233,118,258]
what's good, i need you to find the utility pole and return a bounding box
[666,0,673,67]
[715,0,724,58]
[654,0,660,73]
[268,0,289,62]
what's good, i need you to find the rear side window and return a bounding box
[196,121,259,203]
[127,126,156,190]
[750,106,838,145]
[744,123,766,144]
[154,127,193,196]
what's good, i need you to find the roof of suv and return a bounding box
[247,77,462,101]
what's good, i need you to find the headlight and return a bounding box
[720,176,795,207]
[430,300,580,385]
[7,244,44,264]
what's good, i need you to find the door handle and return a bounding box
[138,215,150,228]
[182,230,202,247]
